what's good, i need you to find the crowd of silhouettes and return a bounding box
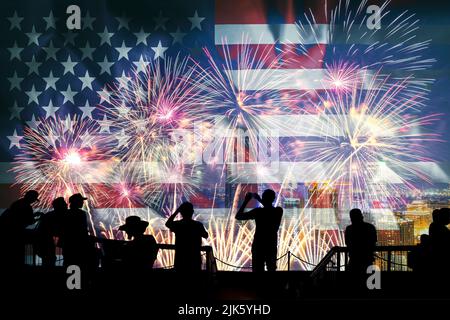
[2,188,450,292]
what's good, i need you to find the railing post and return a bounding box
[336,250,341,272]
[344,251,348,271]
[287,251,291,272]
[387,250,392,271]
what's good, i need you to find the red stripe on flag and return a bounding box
[214,44,326,69]
[216,0,269,24]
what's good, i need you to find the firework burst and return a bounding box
[289,71,441,210]
[98,55,204,212]
[195,40,295,165]
[293,0,435,100]
[12,116,118,208]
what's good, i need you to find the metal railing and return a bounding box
[25,241,217,273]
[156,244,217,273]
[311,245,416,278]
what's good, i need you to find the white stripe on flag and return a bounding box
[229,68,375,90]
[215,24,329,45]
[1,161,447,184]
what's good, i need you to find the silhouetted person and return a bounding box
[119,216,158,269]
[236,190,283,272]
[166,202,208,272]
[429,208,450,274]
[35,197,67,267]
[345,208,377,274]
[61,193,95,269]
[409,234,431,273]
[0,190,39,269]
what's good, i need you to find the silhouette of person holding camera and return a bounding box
[166,202,208,272]
[236,189,283,272]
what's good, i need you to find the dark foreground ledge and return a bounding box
[1,267,449,318]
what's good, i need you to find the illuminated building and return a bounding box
[398,218,415,245]
[404,200,432,240]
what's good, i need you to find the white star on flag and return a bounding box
[115,129,130,148]
[154,11,169,30]
[8,42,23,60]
[83,11,96,30]
[188,10,205,30]
[8,71,22,90]
[62,55,78,75]
[80,41,96,60]
[79,71,95,90]
[61,85,77,104]
[151,41,168,60]
[115,41,132,60]
[99,87,112,104]
[98,114,112,133]
[42,100,60,119]
[43,71,58,90]
[7,130,22,149]
[134,27,151,45]
[116,15,130,30]
[25,56,40,75]
[26,115,42,130]
[25,85,41,105]
[170,27,186,44]
[7,11,23,30]
[43,11,58,29]
[98,56,114,75]
[133,55,150,73]
[26,25,42,46]
[9,102,23,120]
[116,71,131,88]
[79,101,96,119]
[44,40,59,60]
[98,27,114,46]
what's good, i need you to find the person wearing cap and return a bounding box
[61,193,95,268]
[119,215,158,270]
[0,190,40,268]
[165,202,208,272]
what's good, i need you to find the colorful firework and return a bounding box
[12,116,118,208]
[288,71,441,210]
[98,55,205,212]
[195,40,295,165]
[293,0,435,99]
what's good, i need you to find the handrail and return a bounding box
[311,245,417,278]
[156,244,217,273]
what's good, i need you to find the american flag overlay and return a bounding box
[0,0,449,270]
